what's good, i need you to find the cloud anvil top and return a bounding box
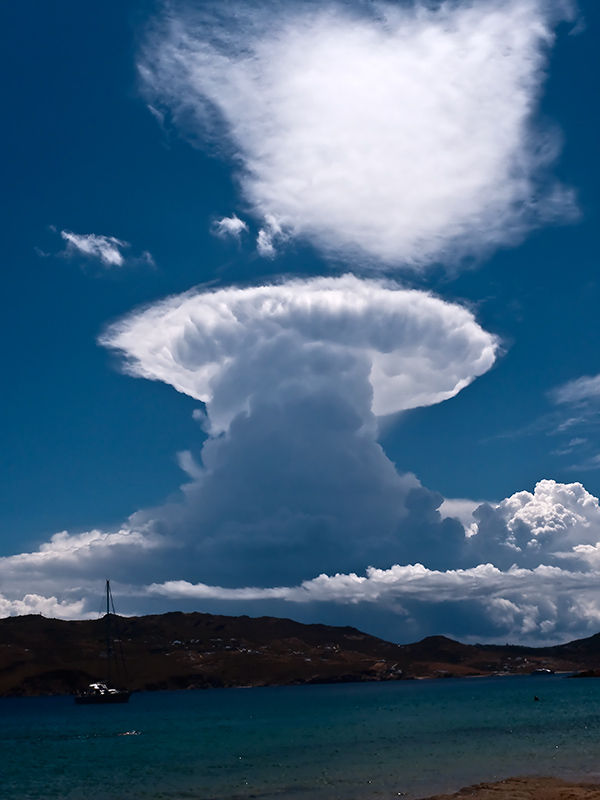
[140,0,576,267]
[101,276,498,433]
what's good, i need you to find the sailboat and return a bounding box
[75,581,131,705]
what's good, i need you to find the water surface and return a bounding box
[2,676,600,799]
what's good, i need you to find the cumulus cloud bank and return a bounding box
[5,478,600,643]
[148,562,600,642]
[143,479,600,642]
[469,479,600,567]
[0,594,90,620]
[140,0,576,269]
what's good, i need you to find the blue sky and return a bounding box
[1,0,600,644]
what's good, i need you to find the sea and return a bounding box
[2,675,600,800]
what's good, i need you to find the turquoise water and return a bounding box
[2,676,600,800]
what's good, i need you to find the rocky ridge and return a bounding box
[1,611,600,697]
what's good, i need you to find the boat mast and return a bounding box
[106,579,111,686]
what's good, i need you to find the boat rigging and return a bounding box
[74,580,131,705]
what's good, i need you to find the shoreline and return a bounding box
[0,670,585,700]
[420,776,600,800]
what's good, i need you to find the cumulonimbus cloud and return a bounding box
[97,276,498,590]
[139,0,576,269]
[142,479,600,642]
[3,479,600,643]
[101,274,498,434]
[6,270,600,644]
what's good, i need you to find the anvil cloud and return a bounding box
[140,0,576,267]
[102,275,498,432]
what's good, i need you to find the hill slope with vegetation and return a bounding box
[1,612,600,697]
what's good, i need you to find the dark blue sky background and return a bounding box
[1,0,599,559]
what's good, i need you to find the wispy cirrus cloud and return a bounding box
[61,231,129,267]
[54,230,155,271]
[552,374,600,406]
[543,373,600,470]
[140,0,577,270]
[487,370,600,471]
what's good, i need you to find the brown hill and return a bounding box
[1,612,600,697]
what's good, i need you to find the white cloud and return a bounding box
[59,230,155,270]
[256,214,287,258]
[0,523,175,619]
[101,274,498,434]
[535,375,600,470]
[568,455,600,473]
[60,231,129,267]
[8,526,163,568]
[439,497,482,535]
[137,477,600,643]
[212,214,248,239]
[148,580,290,602]
[10,269,600,642]
[256,229,276,258]
[96,275,494,588]
[147,561,600,644]
[176,450,204,481]
[0,526,166,598]
[140,0,576,270]
[0,593,91,620]
[552,374,600,405]
[469,479,600,568]
[2,262,589,642]
[148,562,597,606]
[4,478,600,642]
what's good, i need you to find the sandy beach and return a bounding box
[423,777,600,800]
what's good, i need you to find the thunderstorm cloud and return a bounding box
[5,1,594,649]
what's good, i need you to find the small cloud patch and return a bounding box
[212,214,248,240]
[49,230,156,272]
[61,231,129,267]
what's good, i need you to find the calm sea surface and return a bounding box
[2,676,600,800]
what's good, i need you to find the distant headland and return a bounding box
[1,611,600,697]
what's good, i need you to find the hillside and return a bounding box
[1,612,600,697]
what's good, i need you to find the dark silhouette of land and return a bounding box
[1,611,600,696]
